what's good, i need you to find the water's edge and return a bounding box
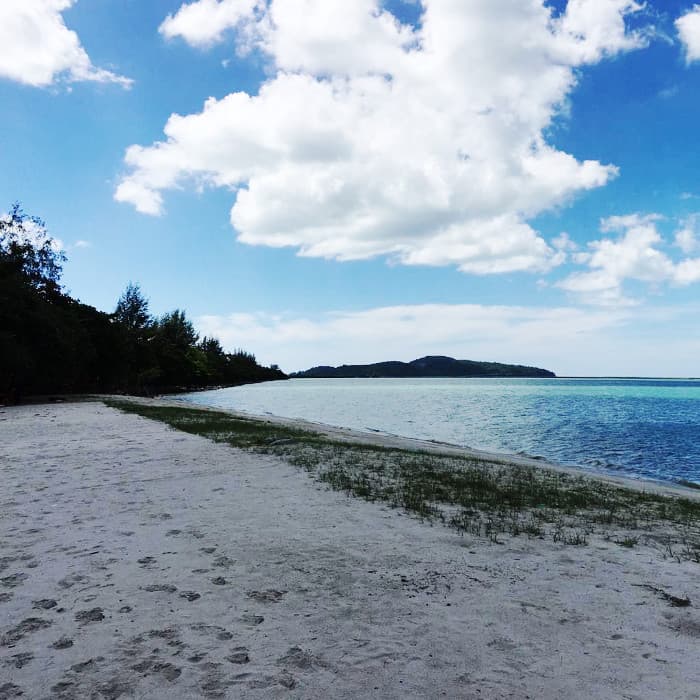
[153,394,700,501]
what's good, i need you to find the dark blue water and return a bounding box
[179,378,700,485]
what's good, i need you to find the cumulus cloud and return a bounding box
[196,302,630,374]
[551,0,648,63]
[0,0,131,88]
[677,4,700,63]
[159,0,261,48]
[116,0,648,274]
[558,214,700,305]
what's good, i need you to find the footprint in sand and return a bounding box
[132,657,183,681]
[247,672,296,690]
[247,590,287,603]
[0,683,24,699]
[277,645,328,670]
[0,573,28,588]
[226,647,250,664]
[143,584,177,593]
[50,681,75,696]
[241,614,264,626]
[95,678,134,699]
[148,628,179,641]
[190,624,233,641]
[153,662,182,681]
[1,618,53,646]
[58,573,87,589]
[75,608,105,623]
[51,637,74,650]
[212,556,235,569]
[7,653,33,669]
[71,658,99,673]
[0,558,14,574]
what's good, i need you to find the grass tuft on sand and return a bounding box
[105,399,700,561]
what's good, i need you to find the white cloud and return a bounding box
[675,257,700,285]
[116,0,648,275]
[196,302,628,374]
[0,0,131,88]
[195,300,700,376]
[558,214,700,304]
[159,0,260,48]
[551,0,648,63]
[675,214,699,254]
[552,232,578,252]
[677,4,700,63]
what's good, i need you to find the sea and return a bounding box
[177,377,700,486]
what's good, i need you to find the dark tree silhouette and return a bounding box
[1,204,287,402]
[114,283,151,336]
[0,203,65,299]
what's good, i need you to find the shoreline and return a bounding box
[150,394,700,501]
[2,399,700,698]
[0,397,700,700]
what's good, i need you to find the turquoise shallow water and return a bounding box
[178,378,700,485]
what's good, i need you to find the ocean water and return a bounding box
[178,378,700,485]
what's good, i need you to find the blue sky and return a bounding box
[1,0,700,375]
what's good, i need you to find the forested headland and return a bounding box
[291,356,556,379]
[0,204,286,403]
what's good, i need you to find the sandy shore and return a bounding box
[1,401,700,699]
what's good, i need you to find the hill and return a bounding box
[290,355,555,379]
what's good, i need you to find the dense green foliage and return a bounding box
[0,205,285,402]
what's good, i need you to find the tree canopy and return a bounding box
[0,203,64,299]
[0,204,286,402]
[114,282,150,335]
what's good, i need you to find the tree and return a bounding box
[0,202,65,300]
[114,282,151,335]
[151,309,204,388]
[199,336,224,357]
[157,309,198,347]
[1,202,287,400]
[1,203,128,400]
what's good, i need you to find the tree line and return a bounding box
[0,204,286,402]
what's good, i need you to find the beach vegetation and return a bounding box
[106,400,700,560]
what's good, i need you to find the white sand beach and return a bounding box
[1,400,700,699]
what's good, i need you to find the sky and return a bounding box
[1,0,700,376]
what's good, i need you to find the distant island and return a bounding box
[291,356,556,379]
